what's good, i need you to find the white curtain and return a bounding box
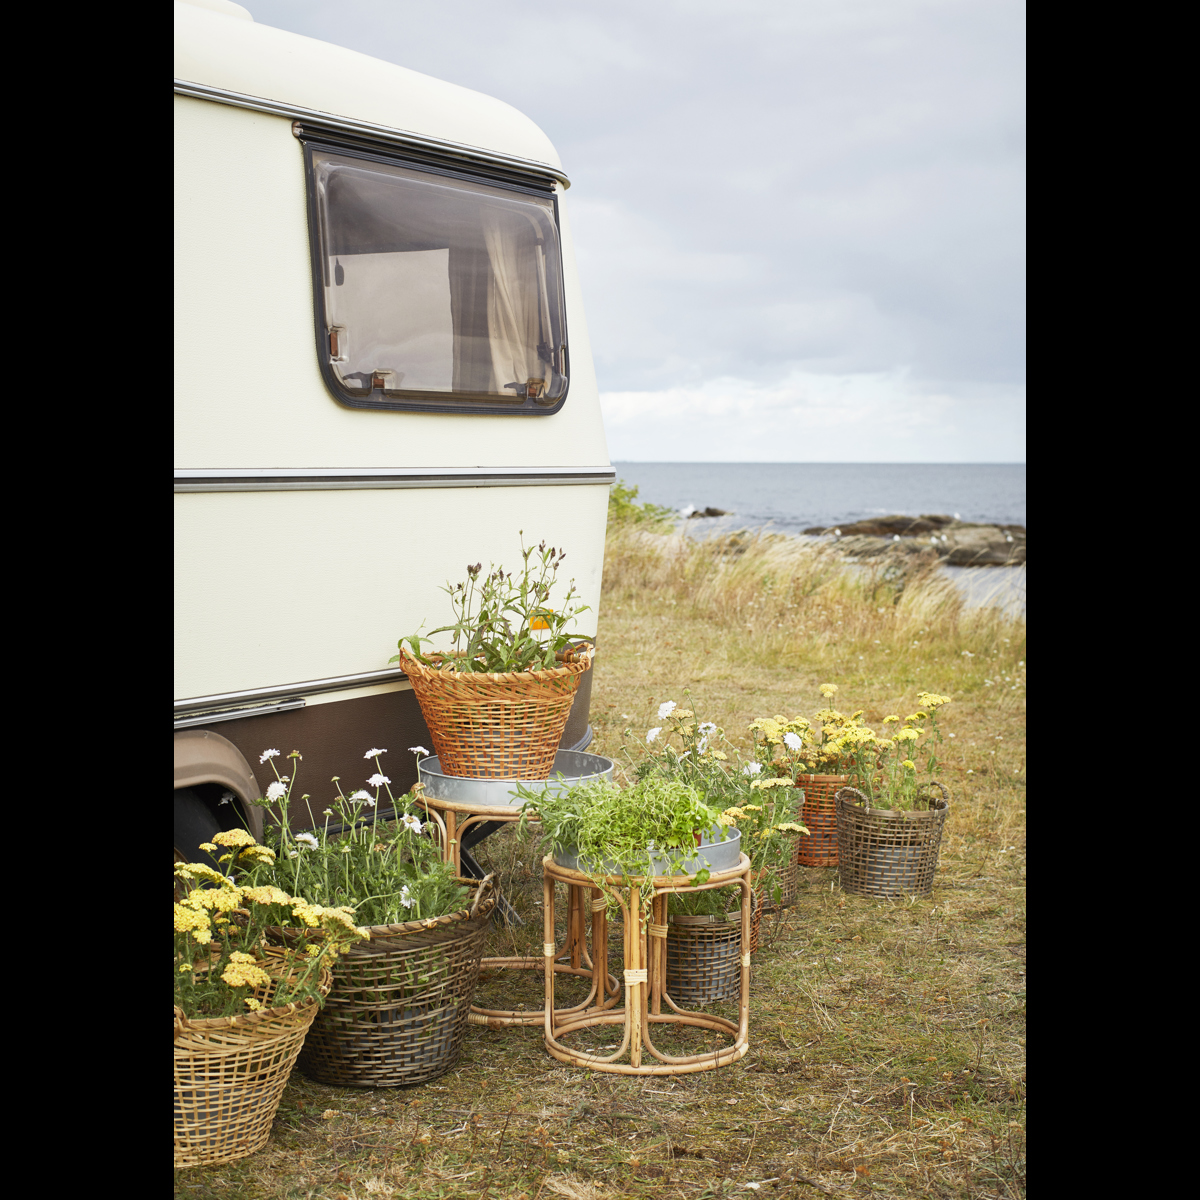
[482,209,544,396]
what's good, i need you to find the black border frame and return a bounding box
[299,130,571,417]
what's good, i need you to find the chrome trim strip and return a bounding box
[173,79,571,189]
[174,699,306,730]
[175,668,409,715]
[174,467,617,493]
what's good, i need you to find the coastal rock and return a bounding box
[804,515,1026,566]
[687,506,729,519]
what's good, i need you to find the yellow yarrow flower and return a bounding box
[174,862,228,886]
[883,715,900,724]
[211,828,258,848]
[242,885,293,907]
[221,959,272,989]
[244,997,262,1011]
[819,683,838,697]
[902,760,916,771]
[174,903,211,935]
[710,750,728,761]
[917,692,951,709]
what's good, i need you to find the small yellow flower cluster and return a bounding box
[749,777,793,791]
[917,692,952,710]
[220,952,272,990]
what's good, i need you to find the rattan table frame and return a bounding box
[417,793,618,1029]
[541,854,752,1075]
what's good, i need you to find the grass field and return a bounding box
[176,526,1026,1200]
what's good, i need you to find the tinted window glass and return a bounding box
[310,150,568,410]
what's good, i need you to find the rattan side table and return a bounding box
[541,854,752,1074]
[416,767,619,1029]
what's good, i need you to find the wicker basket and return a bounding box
[666,910,742,1003]
[795,774,851,867]
[174,949,332,1168]
[835,783,949,898]
[296,879,496,1087]
[399,647,593,779]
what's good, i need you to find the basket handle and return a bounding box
[835,785,871,810]
[916,780,951,808]
[470,872,496,917]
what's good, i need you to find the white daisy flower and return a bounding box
[783,732,803,751]
[294,831,319,850]
[367,774,390,788]
[349,790,372,801]
[364,748,387,759]
[657,701,677,719]
[219,791,234,806]
[646,727,662,744]
[699,722,717,735]
[266,781,287,801]
[742,762,762,776]
[260,749,280,764]
[409,746,430,757]
[399,885,414,908]
[401,813,422,834]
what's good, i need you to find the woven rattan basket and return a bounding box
[795,774,851,867]
[399,646,593,779]
[174,950,332,1168]
[666,910,742,1004]
[296,878,496,1087]
[835,783,949,898]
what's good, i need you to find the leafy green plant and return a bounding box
[392,534,591,673]
[607,479,676,531]
[515,775,725,911]
[246,749,469,926]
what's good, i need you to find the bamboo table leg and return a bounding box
[543,855,752,1075]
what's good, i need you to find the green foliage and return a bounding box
[393,534,591,673]
[669,884,740,918]
[247,751,469,926]
[607,479,676,531]
[515,775,722,889]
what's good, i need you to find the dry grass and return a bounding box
[175,529,1026,1200]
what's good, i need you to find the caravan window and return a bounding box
[306,148,568,413]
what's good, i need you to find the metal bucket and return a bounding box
[417,750,615,808]
[554,827,743,877]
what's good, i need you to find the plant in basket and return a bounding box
[174,838,364,1168]
[244,749,497,1087]
[390,535,595,779]
[830,691,954,898]
[625,696,806,945]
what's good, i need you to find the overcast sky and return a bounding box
[246,0,1025,462]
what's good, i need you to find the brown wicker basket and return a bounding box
[835,783,949,898]
[666,910,742,1004]
[795,774,851,867]
[296,879,496,1087]
[760,850,799,912]
[399,647,593,779]
[174,949,332,1168]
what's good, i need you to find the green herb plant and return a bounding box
[515,775,725,916]
[392,534,592,673]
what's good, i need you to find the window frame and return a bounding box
[300,132,571,416]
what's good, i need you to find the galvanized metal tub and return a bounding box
[417,750,615,809]
[553,827,743,877]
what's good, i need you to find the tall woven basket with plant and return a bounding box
[246,749,497,1086]
[174,838,364,1167]
[394,536,593,779]
[833,692,953,898]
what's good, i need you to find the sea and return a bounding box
[611,463,1026,615]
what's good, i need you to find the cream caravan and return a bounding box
[174,0,611,861]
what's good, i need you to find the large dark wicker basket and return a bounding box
[297,879,495,1087]
[835,784,949,898]
[666,910,742,1003]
